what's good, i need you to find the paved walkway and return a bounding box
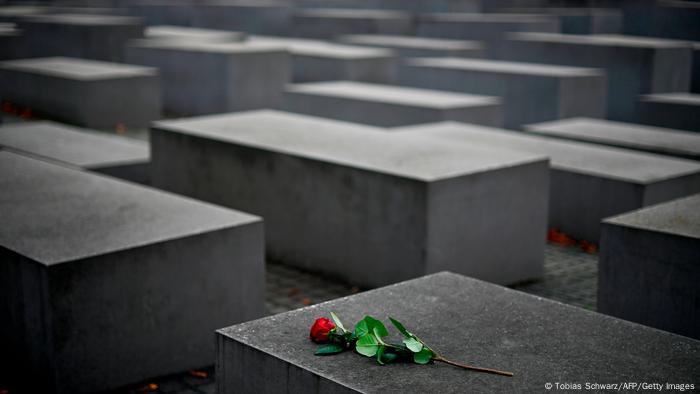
[106,243,598,394]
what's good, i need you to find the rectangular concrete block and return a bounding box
[125,40,289,116]
[599,194,700,340]
[0,57,161,129]
[144,25,247,43]
[417,13,560,57]
[501,7,622,35]
[693,43,700,93]
[151,110,549,287]
[0,5,50,24]
[0,151,265,394]
[337,34,484,58]
[250,35,397,83]
[638,93,700,132]
[18,13,145,62]
[293,8,413,39]
[400,58,606,130]
[501,33,694,121]
[525,117,700,161]
[0,121,150,183]
[126,1,195,26]
[0,23,25,60]
[394,122,700,242]
[283,81,503,127]
[216,272,700,394]
[191,1,292,36]
[297,0,480,13]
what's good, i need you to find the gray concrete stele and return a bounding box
[637,93,700,132]
[599,193,700,340]
[0,151,265,394]
[216,272,700,393]
[151,110,549,288]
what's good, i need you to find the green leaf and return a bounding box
[363,316,389,338]
[403,337,423,353]
[314,343,345,356]
[354,319,369,338]
[381,351,397,363]
[389,317,411,338]
[376,345,386,365]
[330,312,346,334]
[413,348,434,364]
[356,334,379,357]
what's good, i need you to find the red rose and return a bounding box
[309,317,336,343]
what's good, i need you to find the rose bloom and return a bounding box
[309,317,336,343]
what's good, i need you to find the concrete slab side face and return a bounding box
[0,152,265,393]
[599,194,700,339]
[638,93,700,132]
[216,272,700,394]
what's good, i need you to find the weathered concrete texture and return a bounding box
[17,13,145,62]
[0,151,265,394]
[524,117,700,161]
[0,57,161,129]
[337,34,484,58]
[283,81,503,127]
[250,36,397,83]
[416,12,560,57]
[0,121,150,184]
[599,194,700,340]
[125,40,288,116]
[191,1,292,36]
[296,0,480,13]
[400,57,606,130]
[0,23,24,60]
[638,93,700,132]
[501,33,693,121]
[151,110,549,287]
[292,8,413,39]
[394,122,700,242]
[216,272,700,394]
[144,25,247,43]
[499,7,622,35]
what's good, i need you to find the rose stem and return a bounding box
[433,356,513,377]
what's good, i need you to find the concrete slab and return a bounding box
[296,0,480,13]
[151,110,549,287]
[394,121,700,242]
[499,7,622,35]
[638,93,700,132]
[0,57,161,129]
[125,40,288,116]
[293,8,413,39]
[400,57,606,130]
[501,33,693,121]
[216,272,700,394]
[126,0,194,27]
[17,13,145,62]
[0,121,150,183]
[693,42,700,93]
[524,117,700,161]
[599,194,700,340]
[191,1,292,36]
[0,5,50,24]
[417,12,560,57]
[144,25,247,42]
[250,35,397,83]
[337,34,484,58]
[0,22,24,60]
[0,151,264,394]
[283,81,503,127]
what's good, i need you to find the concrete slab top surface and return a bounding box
[0,57,158,80]
[285,81,500,109]
[405,57,601,77]
[127,39,285,54]
[640,93,700,106]
[22,13,142,26]
[295,8,410,19]
[421,12,556,23]
[0,5,49,17]
[218,272,700,393]
[250,36,393,59]
[394,122,700,183]
[0,151,260,265]
[507,32,692,49]
[604,194,700,239]
[153,110,546,182]
[144,25,246,42]
[524,117,700,157]
[339,34,483,50]
[0,121,149,168]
